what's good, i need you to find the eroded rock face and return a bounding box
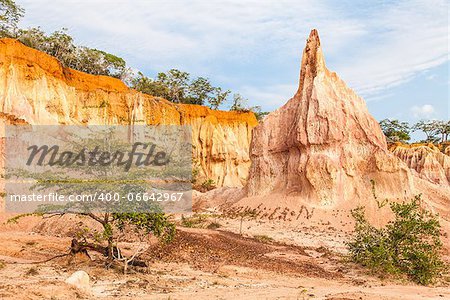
[246,29,413,205]
[0,38,257,187]
[391,144,450,186]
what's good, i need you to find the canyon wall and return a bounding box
[0,38,257,187]
[390,143,450,186]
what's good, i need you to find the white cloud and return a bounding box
[15,0,449,110]
[17,0,362,69]
[334,0,448,97]
[410,104,435,118]
[425,74,437,80]
[239,83,297,111]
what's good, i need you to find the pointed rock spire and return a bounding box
[298,29,326,91]
[246,29,414,207]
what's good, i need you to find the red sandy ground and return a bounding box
[0,213,449,299]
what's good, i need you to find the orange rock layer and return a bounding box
[0,38,257,187]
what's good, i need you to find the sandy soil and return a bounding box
[0,214,449,300]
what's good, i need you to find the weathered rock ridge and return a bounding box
[390,143,450,186]
[0,38,257,187]
[246,29,414,206]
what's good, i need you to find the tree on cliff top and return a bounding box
[379,119,411,143]
[230,93,248,111]
[157,69,190,103]
[133,70,233,109]
[208,87,230,110]
[431,120,450,143]
[413,120,440,143]
[187,77,214,105]
[230,93,269,121]
[0,0,24,37]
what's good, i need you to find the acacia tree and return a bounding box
[379,119,411,143]
[187,77,214,105]
[45,29,77,66]
[16,26,48,49]
[157,69,190,103]
[208,87,230,110]
[413,120,440,143]
[230,93,268,121]
[0,0,24,37]
[432,120,450,143]
[8,129,176,267]
[132,71,169,98]
[230,93,248,111]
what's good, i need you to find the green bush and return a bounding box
[201,179,216,192]
[254,234,274,243]
[347,195,444,285]
[207,221,221,230]
[181,214,208,228]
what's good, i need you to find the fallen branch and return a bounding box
[11,253,71,265]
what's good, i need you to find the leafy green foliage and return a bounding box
[379,119,411,142]
[421,120,450,143]
[113,211,175,244]
[180,214,208,228]
[200,179,216,191]
[132,70,232,109]
[0,0,24,37]
[15,27,128,78]
[187,76,214,105]
[230,93,248,111]
[157,69,190,103]
[131,71,169,98]
[208,87,230,110]
[230,93,269,121]
[412,120,441,143]
[347,195,444,284]
[253,234,274,243]
[438,121,450,143]
[8,129,176,261]
[180,214,221,230]
[378,119,450,144]
[253,110,269,121]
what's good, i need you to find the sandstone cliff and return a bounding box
[246,30,413,208]
[0,38,257,187]
[390,143,450,186]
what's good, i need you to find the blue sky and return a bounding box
[16,0,449,140]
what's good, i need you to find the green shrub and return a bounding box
[201,179,216,191]
[181,214,208,228]
[347,195,444,285]
[254,234,274,243]
[207,221,221,230]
